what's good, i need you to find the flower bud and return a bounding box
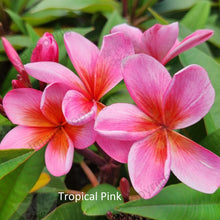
[12,79,26,89]
[119,177,130,202]
[31,32,59,62]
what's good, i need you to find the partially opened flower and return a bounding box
[0,83,96,176]
[111,22,213,65]
[95,54,220,199]
[24,32,134,126]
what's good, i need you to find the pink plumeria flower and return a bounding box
[1,37,31,88]
[111,22,213,65]
[0,83,96,176]
[31,32,59,63]
[95,54,220,199]
[24,31,134,125]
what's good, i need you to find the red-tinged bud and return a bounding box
[12,79,26,89]
[31,32,59,63]
[0,104,7,118]
[119,177,130,202]
[1,37,32,88]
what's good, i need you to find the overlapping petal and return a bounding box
[62,90,97,125]
[0,126,55,150]
[94,33,134,100]
[3,88,54,127]
[64,120,96,149]
[45,129,74,176]
[96,134,134,163]
[64,31,99,94]
[95,103,158,141]
[128,130,170,199]
[24,62,88,96]
[168,131,220,193]
[122,54,171,123]
[163,65,215,129]
[162,29,214,64]
[141,22,179,62]
[110,23,143,53]
[41,83,71,124]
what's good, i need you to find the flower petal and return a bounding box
[41,83,71,124]
[141,22,178,62]
[128,130,170,199]
[45,129,74,176]
[163,65,215,129]
[162,29,214,64]
[110,23,143,53]
[122,54,171,124]
[168,131,220,193]
[3,88,54,127]
[93,33,134,100]
[24,62,88,96]
[64,120,96,149]
[64,31,99,95]
[62,90,97,125]
[0,126,55,150]
[96,134,134,163]
[95,103,158,141]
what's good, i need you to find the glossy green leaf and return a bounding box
[43,202,97,220]
[153,0,200,13]
[30,0,119,14]
[117,183,220,220]
[181,1,211,31]
[179,48,220,133]
[200,128,220,156]
[0,149,34,180]
[0,148,45,219]
[81,184,123,216]
[5,9,27,34]
[98,10,125,47]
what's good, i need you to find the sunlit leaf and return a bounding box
[30,172,51,193]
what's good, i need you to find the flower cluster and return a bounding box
[1,22,220,199]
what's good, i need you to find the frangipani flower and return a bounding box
[0,83,96,176]
[95,54,220,199]
[24,32,134,125]
[111,22,213,65]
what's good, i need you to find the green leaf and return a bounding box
[153,0,200,13]
[179,48,220,133]
[117,183,220,220]
[43,202,96,220]
[81,184,123,216]
[5,9,27,34]
[200,128,220,156]
[181,1,211,31]
[30,0,119,14]
[98,10,125,47]
[25,23,40,42]
[0,149,34,180]
[0,148,45,219]
[0,35,32,53]
[205,24,220,49]
[147,7,169,25]
[0,114,13,126]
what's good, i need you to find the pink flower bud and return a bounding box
[31,32,59,62]
[119,177,130,202]
[12,79,26,89]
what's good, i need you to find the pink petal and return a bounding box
[163,65,215,129]
[41,83,71,125]
[110,23,143,53]
[162,29,214,64]
[24,62,88,97]
[64,120,96,149]
[95,103,158,141]
[45,129,74,176]
[3,88,54,127]
[141,22,178,62]
[94,33,134,100]
[62,90,97,126]
[0,126,55,150]
[128,130,170,199]
[64,31,99,95]
[168,131,220,193]
[96,134,134,163]
[122,54,171,124]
